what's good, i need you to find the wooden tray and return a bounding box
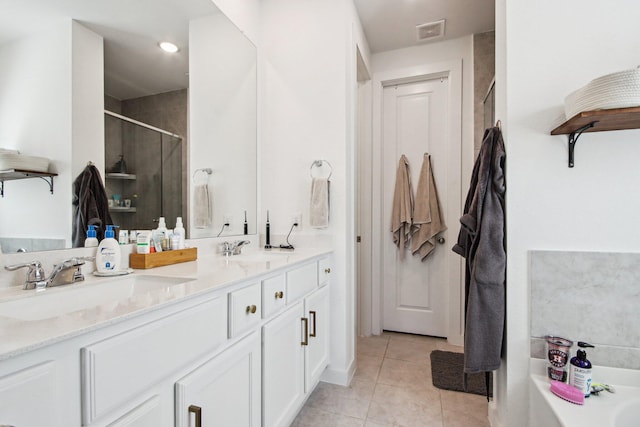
[130,247,197,269]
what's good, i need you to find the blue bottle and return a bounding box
[568,341,595,397]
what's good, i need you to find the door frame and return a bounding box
[369,60,463,345]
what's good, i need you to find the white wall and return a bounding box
[496,0,640,426]
[0,20,103,248]
[261,0,370,384]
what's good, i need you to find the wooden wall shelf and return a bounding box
[0,169,58,197]
[551,106,640,167]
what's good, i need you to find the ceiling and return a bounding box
[1,0,219,100]
[1,0,495,100]
[353,0,495,53]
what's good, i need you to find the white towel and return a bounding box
[193,183,212,228]
[411,153,446,261]
[310,178,330,228]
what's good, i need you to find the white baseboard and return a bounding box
[319,358,356,386]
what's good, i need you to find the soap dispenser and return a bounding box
[84,225,99,248]
[96,225,121,274]
[568,341,595,397]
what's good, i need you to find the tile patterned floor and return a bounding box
[291,332,491,427]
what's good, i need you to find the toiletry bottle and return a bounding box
[174,217,186,249]
[568,341,595,397]
[156,217,169,250]
[96,225,121,273]
[84,225,99,248]
[244,210,248,235]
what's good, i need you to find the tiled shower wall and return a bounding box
[530,250,640,370]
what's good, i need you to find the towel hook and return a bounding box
[310,160,332,179]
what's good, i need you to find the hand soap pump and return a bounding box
[85,225,99,248]
[96,225,121,273]
[568,341,595,397]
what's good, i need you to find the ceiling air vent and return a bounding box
[416,19,445,42]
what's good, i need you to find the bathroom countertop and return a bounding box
[0,247,332,361]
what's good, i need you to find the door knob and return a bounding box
[246,304,257,314]
[437,237,445,244]
[275,291,284,299]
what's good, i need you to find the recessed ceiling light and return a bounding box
[159,42,179,53]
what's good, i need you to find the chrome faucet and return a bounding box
[5,257,94,290]
[222,240,251,256]
[4,260,46,289]
[47,257,92,287]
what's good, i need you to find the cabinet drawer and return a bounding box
[82,295,227,425]
[318,257,331,287]
[262,274,286,319]
[286,262,318,304]
[228,282,261,338]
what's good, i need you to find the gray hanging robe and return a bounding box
[452,126,506,392]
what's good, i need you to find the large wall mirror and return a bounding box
[0,0,257,253]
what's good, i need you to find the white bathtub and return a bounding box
[530,358,640,427]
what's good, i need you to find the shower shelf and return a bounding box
[551,106,640,167]
[0,169,57,197]
[109,207,136,213]
[106,173,136,180]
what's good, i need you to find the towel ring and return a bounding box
[192,168,212,182]
[310,160,332,179]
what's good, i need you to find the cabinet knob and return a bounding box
[324,268,331,274]
[246,304,257,314]
[275,291,284,299]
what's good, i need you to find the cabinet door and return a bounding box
[0,362,59,426]
[304,285,330,392]
[175,332,261,427]
[108,395,163,427]
[262,301,305,427]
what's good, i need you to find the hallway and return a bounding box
[292,332,490,426]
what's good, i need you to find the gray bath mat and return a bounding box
[430,350,493,397]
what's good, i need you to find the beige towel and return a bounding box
[310,178,330,228]
[193,183,212,228]
[391,155,416,258]
[412,153,446,261]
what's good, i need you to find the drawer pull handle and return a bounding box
[324,268,331,274]
[301,317,309,346]
[310,310,317,337]
[246,304,257,314]
[275,291,284,299]
[189,404,202,427]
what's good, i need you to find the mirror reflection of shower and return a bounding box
[104,91,187,235]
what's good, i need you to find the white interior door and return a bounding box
[382,77,450,337]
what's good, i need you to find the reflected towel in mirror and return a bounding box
[193,183,212,228]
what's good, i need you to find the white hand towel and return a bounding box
[310,177,330,228]
[391,155,416,259]
[193,183,212,228]
[411,153,446,261]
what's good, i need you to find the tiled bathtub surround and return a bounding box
[530,250,640,370]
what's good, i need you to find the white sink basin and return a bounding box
[229,251,294,263]
[0,275,194,321]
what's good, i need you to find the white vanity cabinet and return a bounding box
[81,295,228,426]
[262,259,331,427]
[175,331,261,427]
[0,251,332,427]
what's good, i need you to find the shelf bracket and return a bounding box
[567,121,597,168]
[37,175,55,195]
